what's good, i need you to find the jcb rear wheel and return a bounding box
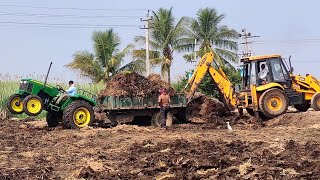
[294,103,310,112]
[7,94,24,114]
[23,95,43,116]
[259,88,288,119]
[311,93,320,111]
[63,100,94,129]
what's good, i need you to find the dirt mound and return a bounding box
[99,72,174,97]
[265,111,320,128]
[186,93,241,128]
[187,93,228,118]
[89,139,320,179]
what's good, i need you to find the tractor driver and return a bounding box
[258,64,269,85]
[56,81,77,104]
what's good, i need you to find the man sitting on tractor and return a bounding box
[56,80,77,104]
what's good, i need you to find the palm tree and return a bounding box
[135,8,187,84]
[182,8,239,66]
[66,29,144,83]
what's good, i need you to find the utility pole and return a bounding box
[238,28,260,57]
[140,10,152,76]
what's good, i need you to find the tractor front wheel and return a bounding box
[311,93,320,111]
[7,94,24,114]
[23,95,43,116]
[259,88,288,119]
[63,100,94,129]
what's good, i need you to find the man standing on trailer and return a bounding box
[158,88,171,128]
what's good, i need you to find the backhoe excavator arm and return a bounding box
[185,52,237,111]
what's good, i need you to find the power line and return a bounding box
[254,39,320,44]
[0,4,146,11]
[0,11,141,19]
[0,24,138,29]
[0,21,139,27]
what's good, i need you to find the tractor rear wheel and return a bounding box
[294,103,310,112]
[23,95,43,116]
[46,111,62,127]
[63,100,94,129]
[7,94,24,114]
[259,88,288,119]
[311,93,320,111]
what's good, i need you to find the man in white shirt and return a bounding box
[66,81,77,95]
[56,81,77,104]
[258,64,269,85]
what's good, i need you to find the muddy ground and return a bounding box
[0,110,320,180]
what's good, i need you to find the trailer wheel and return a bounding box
[23,95,43,116]
[311,93,320,111]
[151,112,173,127]
[7,94,24,114]
[46,111,62,127]
[245,108,255,116]
[294,103,310,112]
[63,100,94,129]
[259,88,288,118]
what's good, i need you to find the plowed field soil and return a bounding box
[0,110,320,179]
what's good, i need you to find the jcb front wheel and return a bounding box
[7,94,24,114]
[311,93,320,111]
[23,95,43,116]
[259,88,288,119]
[63,100,94,129]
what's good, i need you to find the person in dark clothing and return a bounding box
[158,88,171,128]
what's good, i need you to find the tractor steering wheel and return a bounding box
[56,85,66,93]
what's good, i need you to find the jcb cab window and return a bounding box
[269,58,286,81]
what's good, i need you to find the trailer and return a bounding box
[97,94,187,127]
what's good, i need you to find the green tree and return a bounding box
[183,8,239,65]
[176,67,241,98]
[66,29,144,83]
[135,8,187,84]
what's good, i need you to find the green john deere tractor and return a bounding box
[7,62,97,129]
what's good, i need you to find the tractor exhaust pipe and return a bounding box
[44,62,52,88]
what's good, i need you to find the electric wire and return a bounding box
[0,4,147,11]
[0,21,139,28]
[0,11,141,19]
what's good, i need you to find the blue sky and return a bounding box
[1,0,320,83]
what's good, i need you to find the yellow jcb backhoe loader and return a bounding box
[185,52,320,120]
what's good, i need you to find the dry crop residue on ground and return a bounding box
[0,111,320,179]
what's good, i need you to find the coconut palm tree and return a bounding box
[66,29,144,83]
[182,8,239,66]
[135,8,187,84]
